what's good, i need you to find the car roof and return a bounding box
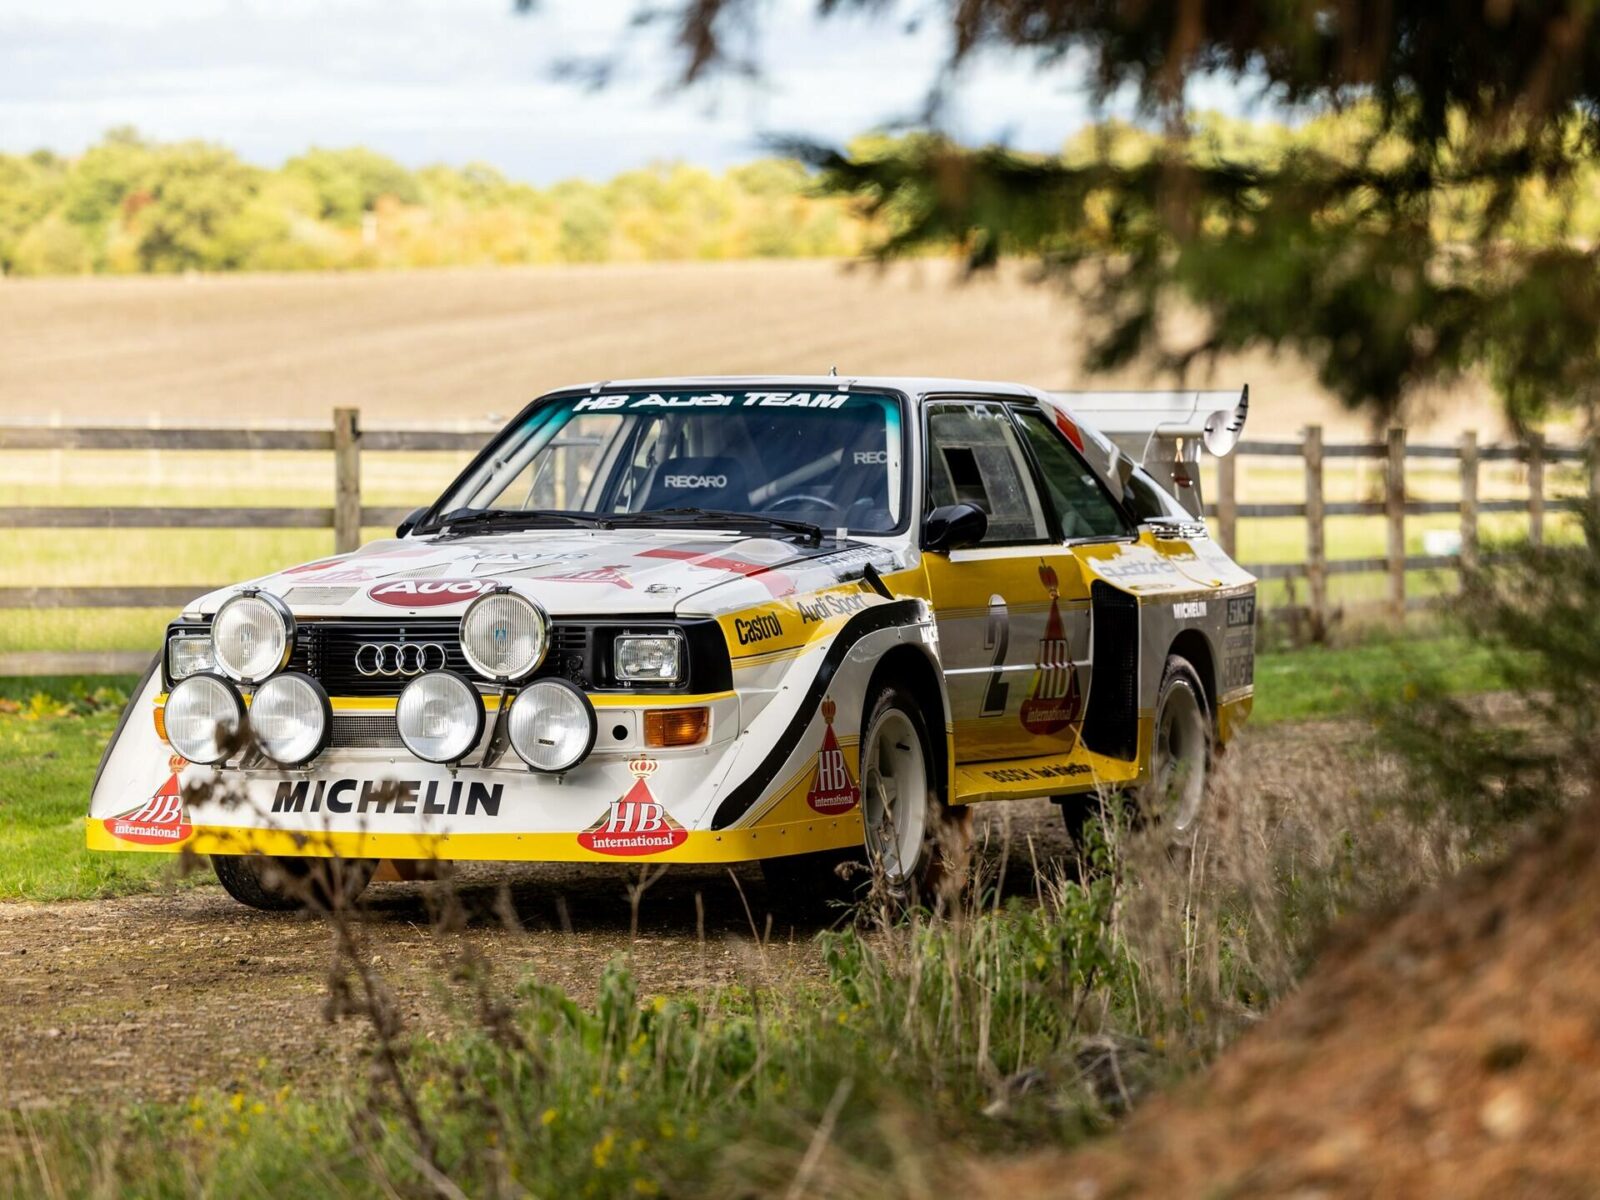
[551,376,1043,403]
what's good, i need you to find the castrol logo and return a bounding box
[367,579,497,608]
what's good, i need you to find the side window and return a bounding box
[927,403,1048,544]
[1123,466,1194,523]
[489,413,623,511]
[1014,409,1131,539]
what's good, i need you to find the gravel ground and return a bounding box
[0,798,1080,1109]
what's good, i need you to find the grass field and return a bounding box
[0,635,1509,903]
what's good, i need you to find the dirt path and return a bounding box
[0,724,1351,1110]
[0,799,1084,1110]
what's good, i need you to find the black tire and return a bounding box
[212,854,376,912]
[1140,655,1214,844]
[1057,656,1213,852]
[762,682,970,915]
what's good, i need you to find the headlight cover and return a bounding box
[166,633,215,682]
[460,589,549,682]
[508,679,597,773]
[613,633,683,683]
[250,672,331,766]
[164,673,246,765]
[396,671,485,764]
[211,591,294,683]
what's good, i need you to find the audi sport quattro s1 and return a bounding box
[88,376,1257,909]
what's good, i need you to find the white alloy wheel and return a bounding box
[861,704,930,888]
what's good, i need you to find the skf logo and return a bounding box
[806,699,859,814]
[104,755,193,845]
[734,612,783,645]
[1019,564,1083,739]
[578,757,689,857]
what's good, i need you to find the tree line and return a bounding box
[0,128,872,275]
[9,114,1600,290]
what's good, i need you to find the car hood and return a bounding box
[187,529,907,619]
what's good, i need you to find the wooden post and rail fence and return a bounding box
[0,410,1591,675]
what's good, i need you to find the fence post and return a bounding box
[1589,429,1600,545]
[334,407,361,555]
[1386,427,1407,624]
[1527,431,1545,547]
[1303,425,1327,640]
[1460,431,1479,576]
[1216,451,1237,559]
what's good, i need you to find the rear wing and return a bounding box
[1045,386,1249,519]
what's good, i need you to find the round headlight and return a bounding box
[212,591,294,683]
[165,673,245,766]
[460,589,548,682]
[508,679,597,773]
[250,672,331,766]
[396,671,485,764]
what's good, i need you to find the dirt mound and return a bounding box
[981,798,1600,1199]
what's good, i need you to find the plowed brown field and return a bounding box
[0,260,1509,437]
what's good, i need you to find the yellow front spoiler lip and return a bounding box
[86,812,862,864]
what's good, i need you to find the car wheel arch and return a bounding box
[1166,628,1218,730]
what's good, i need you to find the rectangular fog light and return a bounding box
[614,634,683,682]
[644,707,709,747]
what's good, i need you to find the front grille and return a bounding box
[289,618,590,698]
[329,714,404,749]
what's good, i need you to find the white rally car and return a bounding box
[89,377,1256,909]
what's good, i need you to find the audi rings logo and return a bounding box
[355,642,448,678]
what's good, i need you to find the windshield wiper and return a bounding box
[431,508,615,536]
[620,507,824,546]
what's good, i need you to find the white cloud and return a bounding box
[0,0,1270,179]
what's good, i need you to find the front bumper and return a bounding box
[89,683,865,865]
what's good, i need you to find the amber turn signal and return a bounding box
[153,704,168,744]
[644,707,709,747]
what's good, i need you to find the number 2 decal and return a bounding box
[980,595,1010,717]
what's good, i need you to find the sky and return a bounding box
[0,0,1268,182]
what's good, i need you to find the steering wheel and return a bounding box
[765,494,833,513]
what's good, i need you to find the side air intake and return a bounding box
[1081,582,1139,761]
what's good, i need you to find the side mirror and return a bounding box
[923,503,988,554]
[396,506,430,538]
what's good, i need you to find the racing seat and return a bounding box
[635,455,753,512]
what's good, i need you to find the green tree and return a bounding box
[284,146,421,227]
[0,151,66,273]
[58,127,151,239]
[10,213,92,275]
[632,0,1600,427]
[125,142,262,271]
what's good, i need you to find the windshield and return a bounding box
[432,388,907,534]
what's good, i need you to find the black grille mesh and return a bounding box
[289,619,589,698]
[328,714,404,749]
